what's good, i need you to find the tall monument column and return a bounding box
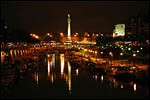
[67,14,71,41]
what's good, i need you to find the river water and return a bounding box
[1,51,149,99]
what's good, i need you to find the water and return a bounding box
[1,51,149,99]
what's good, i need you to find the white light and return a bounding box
[121,84,123,88]
[4,25,8,29]
[47,54,50,57]
[134,83,136,91]
[76,69,79,75]
[137,50,139,53]
[128,48,131,50]
[140,47,143,50]
[101,75,103,81]
[95,75,97,80]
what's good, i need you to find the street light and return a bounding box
[120,52,123,65]
[95,51,98,63]
[100,51,103,55]
[75,33,78,35]
[109,52,113,65]
[47,33,50,36]
[30,33,40,40]
[132,53,136,66]
[109,52,113,57]
[60,32,64,37]
[60,32,64,42]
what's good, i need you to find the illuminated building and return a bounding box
[113,24,125,37]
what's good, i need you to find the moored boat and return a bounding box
[106,65,135,78]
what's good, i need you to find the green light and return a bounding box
[128,48,131,51]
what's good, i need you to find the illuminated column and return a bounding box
[67,14,71,41]
[20,50,23,56]
[10,50,14,59]
[14,50,17,58]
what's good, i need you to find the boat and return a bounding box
[130,66,147,78]
[106,65,135,78]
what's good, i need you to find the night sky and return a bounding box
[1,1,149,35]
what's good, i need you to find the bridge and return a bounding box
[1,42,97,63]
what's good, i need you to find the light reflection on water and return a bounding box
[44,53,142,96]
[1,50,149,99]
[52,54,55,68]
[46,53,72,94]
[68,61,72,94]
[60,54,65,76]
[32,72,39,87]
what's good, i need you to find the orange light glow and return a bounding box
[95,51,97,54]
[120,52,123,56]
[109,52,113,57]
[47,33,50,36]
[75,33,78,35]
[60,32,64,36]
[133,53,136,57]
[96,34,99,37]
[60,54,65,76]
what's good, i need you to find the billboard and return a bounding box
[113,24,125,37]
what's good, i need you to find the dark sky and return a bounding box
[1,1,149,35]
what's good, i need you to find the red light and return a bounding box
[2,52,5,55]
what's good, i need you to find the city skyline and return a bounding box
[1,1,149,35]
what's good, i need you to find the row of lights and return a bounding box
[30,33,39,39]
[103,44,144,54]
[47,33,53,37]
[78,47,137,58]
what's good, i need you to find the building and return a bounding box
[126,13,149,35]
[113,24,125,37]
